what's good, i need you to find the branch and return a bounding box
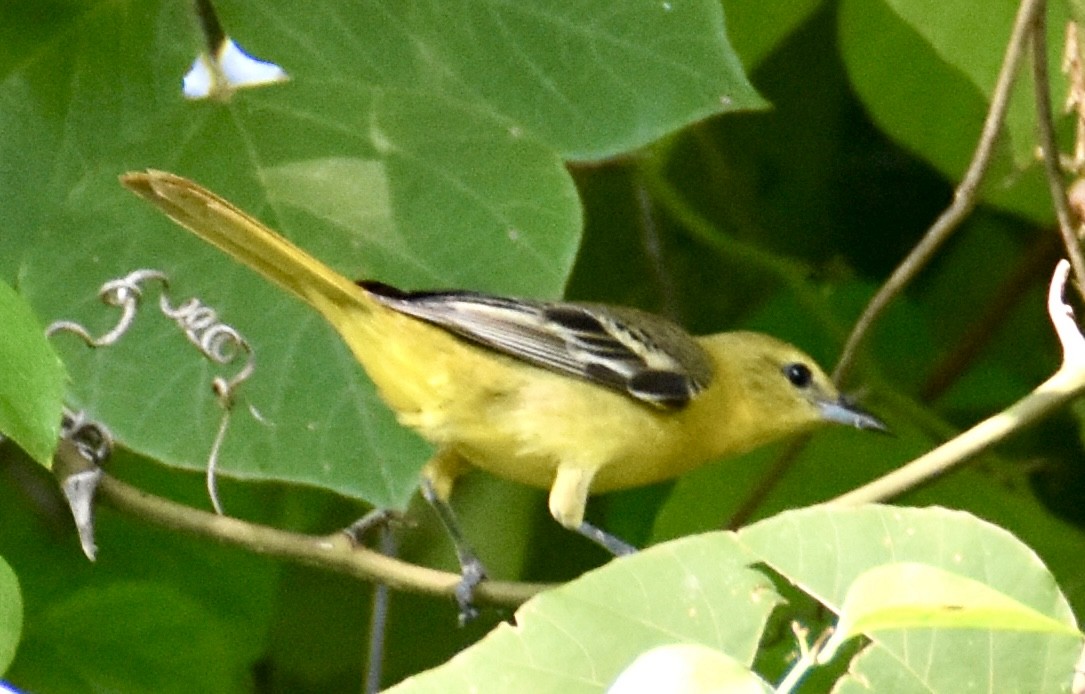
[91,464,550,609]
[830,260,1085,505]
[833,0,1048,386]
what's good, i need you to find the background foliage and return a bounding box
[1,0,1084,691]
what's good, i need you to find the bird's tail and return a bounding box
[121,170,370,317]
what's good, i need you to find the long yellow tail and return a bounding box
[121,170,370,317]
[123,170,458,417]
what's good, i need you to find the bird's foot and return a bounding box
[453,557,488,626]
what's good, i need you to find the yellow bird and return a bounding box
[122,170,884,618]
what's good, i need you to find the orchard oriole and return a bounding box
[122,170,885,619]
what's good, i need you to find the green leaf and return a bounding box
[722,0,824,70]
[740,506,1082,693]
[4,18,580,509]
[609,643,772,694]
[822,561,1081,661]
[837,0,1061,222]
[19,582,251,694]
[0,279,66,466]
[0,0,759,509]
[876,0,1068,168]
[0,557,21,676]
[385,533,781,693]
[218,1,766,159]
[388,508,1083,692]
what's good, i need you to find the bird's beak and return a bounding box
[816,396,888,433]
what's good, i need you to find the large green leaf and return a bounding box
[0,279,65,466]
[0,0,759,509]
[837,0,1066,222]
[213,0,765,159]
[741,506,1082,692]
[385,533,780,693]
[879,0,1065,166]
[823,561,1079,662]
[385,507,1081,692]
[609,643,772,693]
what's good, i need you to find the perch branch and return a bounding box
[92,465,550,610]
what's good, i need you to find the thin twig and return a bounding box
[94,469,550,609]
[1033,3,1085,298]
[633,179,680,319]
[830,260,1085,505]
[833,0,1048,386]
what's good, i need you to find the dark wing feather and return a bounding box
[360,282,713,409]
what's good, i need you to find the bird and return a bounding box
[121,169,885,620]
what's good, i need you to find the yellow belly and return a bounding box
[330,302,747,495]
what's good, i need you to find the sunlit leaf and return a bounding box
[821,561,1080,661]
[608,643,772,694]
[386,534,780,693]
[741,506,1082,693]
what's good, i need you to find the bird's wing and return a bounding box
[360,282,713,409]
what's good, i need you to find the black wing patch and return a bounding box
[360,281,713,409]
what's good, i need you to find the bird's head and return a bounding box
[700,332,886,451]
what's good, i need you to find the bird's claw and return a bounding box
[454,558,488,626]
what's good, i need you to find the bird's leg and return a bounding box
[575,521,636,556]
[550,465,638,557]
[421,451,488,625]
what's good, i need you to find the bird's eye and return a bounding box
[783,363,812,388]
